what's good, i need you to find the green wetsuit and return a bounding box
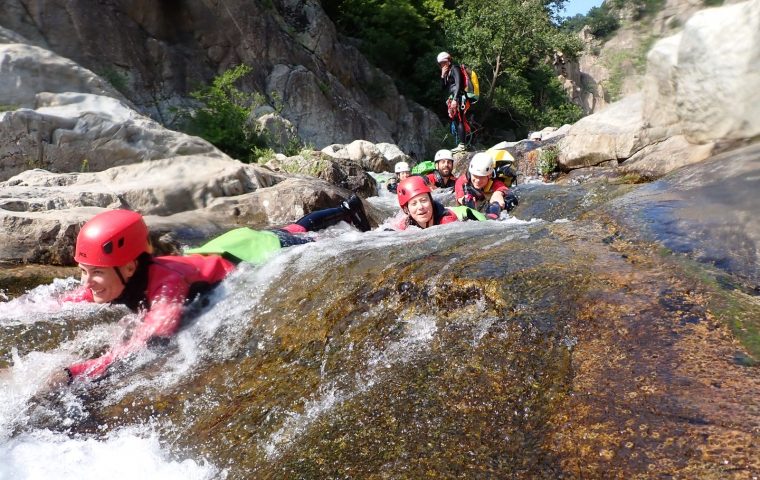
[186,228,284,265]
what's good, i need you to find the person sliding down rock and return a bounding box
[387,161,411,194]
[425,149,459,189]
[390,176,485,230]
[48,197,371,385]
[455,153,518,219]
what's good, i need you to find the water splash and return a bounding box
[263,315,438,459]
[0,426,222,480]
[0,277,88,325]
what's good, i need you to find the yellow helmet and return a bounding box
[486,147,515,163]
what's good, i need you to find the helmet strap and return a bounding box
[114,266,128,286]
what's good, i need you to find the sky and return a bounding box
[560,0,605,17]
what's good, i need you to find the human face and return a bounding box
[436,159,453,176]
[406,193,433,227]
[398,171,411,181]
[471,174,490,190]
[79,262,136,303]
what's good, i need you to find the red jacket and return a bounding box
[390,200,459,230]
[425,171,458,189]
[454,175,509,210]
[63,254,235,380]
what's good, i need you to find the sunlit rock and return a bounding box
[264,151,377,198]
[557,94,646,169]
[621,135,715,177]
[675,0,760,143]
[0,43,127,109]
[321,139,405,173]
[0,92,221,182]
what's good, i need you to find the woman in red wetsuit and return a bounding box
[51,198,371,384]
[56,209,236,382]
[390,176,460,230]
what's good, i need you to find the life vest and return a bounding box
[426,171,457,189]
[460,64,480,103]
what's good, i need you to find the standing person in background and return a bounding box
[426,149,458,189]
[387,161,411,194]
[437,51,471,153]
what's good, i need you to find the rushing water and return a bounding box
[2,151,759,478]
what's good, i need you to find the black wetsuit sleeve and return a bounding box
[450,65,464,99]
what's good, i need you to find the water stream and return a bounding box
[1,148,759,478]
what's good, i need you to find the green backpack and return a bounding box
[411,160,436,176]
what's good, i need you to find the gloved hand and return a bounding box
[462,194,476,209]
[486,202,501,220]
[464,184,484,200]
[504,191,519,212]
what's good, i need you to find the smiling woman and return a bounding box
[47,201,372,385]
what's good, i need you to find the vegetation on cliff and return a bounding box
[322,0,583,141]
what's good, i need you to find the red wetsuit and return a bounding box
[391,200,459,231]
[62,254,236,380]
[425,171,458,189]
[454,175,510,211]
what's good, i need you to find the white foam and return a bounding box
[0,277,91,325]
[0,427,222,480]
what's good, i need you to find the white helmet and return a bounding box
[436,51,451,63]
[529,131,542,141]
[394,161,410,173]
[434,149,453,162]
[468,152,494,177]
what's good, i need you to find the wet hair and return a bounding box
[113,252,153,311]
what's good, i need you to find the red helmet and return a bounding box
[74,210,149,266]
[397,176,431,208]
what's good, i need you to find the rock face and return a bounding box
[0,154,371,264]
[558,0,722,116]
[0,43,129,108]
[557,0,759,173]
[557,94,646,169]
[553,28,610,116]
[0,93,221,182]
[0,35,392,266]
[0,0,441,155]
[654,0,760,143]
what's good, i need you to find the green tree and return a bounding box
[322,0,448,107]
[445,0,583,134]
[561,5,620,38]
[177,65,268,162]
